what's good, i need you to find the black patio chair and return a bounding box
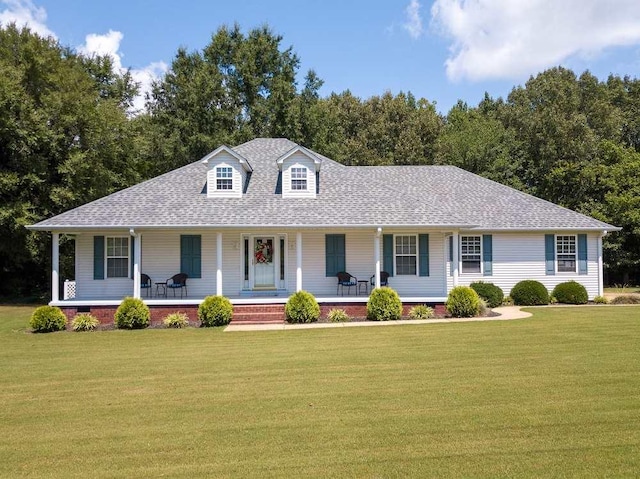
[370,271,390,289]
[337,271,357,296]
[140,273,152,297]
[166,273,188,298]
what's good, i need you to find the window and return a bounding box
[460,236,481,274]
[291,167,307,190]
[556,235,576,272]
[216,167,233,190]
[395,235,417,275]
[106,237,129,278]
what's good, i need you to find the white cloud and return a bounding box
[403,0,424,39]
[431,0,640,81]
[77,30,167,113]
[0,0,55,38]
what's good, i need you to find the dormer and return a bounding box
[276,145,322,198]
[202,145,253,198]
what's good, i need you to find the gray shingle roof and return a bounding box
[30,138,617,231]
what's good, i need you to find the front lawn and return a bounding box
[0,305,639,477]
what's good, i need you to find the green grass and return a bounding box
[604,286,640,294]
[1,305,639,477]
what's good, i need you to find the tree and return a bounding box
[0,24,140,296]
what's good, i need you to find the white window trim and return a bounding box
[394,234,418,276]
[216,166,233,191]
[290,166,308,191]
[460,235,483,275]
[555,234,578,274]
[105,236,129,279]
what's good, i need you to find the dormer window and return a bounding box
[291,167,308,190]
[216,167,233,190]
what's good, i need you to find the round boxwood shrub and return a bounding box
[71,313,99,332]
[470,281,504,308]
[552,281,588,304]
[30,306,67,332]
[285,290,320,323]
[198,295,233,327]
[114,297,150,329]
[367,287,402,321]
[510,280,549,306]
[445,286,481,318]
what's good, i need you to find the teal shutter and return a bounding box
[449,236,453,276]
[181,235,201,278]
[483,235,493,276]
[93,236,104,280]
[130,237,135,279]
[578,234,587,275]
[545,234,555,275]
[383,234,394,276]
[419,234,429,277]
[325,234,345,276]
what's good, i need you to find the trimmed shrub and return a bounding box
[163,312,190,328]
[327,308,350,323]
[552,281,588,305]
[71,313,99,332]
[30,306,67,333]
[408,305,434,319]
[510,280,549,306]
[285,290,320,323]
[367,287,402,321]
[593,295,609,304]
[610,295,640,304]
[470,281,504,308]
[445,286,481,318]
[198,296,233,327]
[114,297,150,329]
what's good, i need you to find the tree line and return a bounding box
[1,24,638,296]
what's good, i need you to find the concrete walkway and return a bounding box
[224,306,532,332]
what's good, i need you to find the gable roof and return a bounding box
[201,145,253,172]
[275,144,323,171]
[29,138,617,232]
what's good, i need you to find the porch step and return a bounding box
[232,304,285,324]
[231,312,285,325]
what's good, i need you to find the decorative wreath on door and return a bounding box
[254,242,272,264]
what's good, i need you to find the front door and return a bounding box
[253,237,275,289]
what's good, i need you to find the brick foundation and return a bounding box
[60,301,447,326]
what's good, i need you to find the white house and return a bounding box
[29,138,618,320]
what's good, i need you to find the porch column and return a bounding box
[296,232,302,292]
[133,233,141,299]
[216,232,223,296]
[374,228,381,288]
[597,232,605,297]
[452,231,459,287]
[52,232,59,303]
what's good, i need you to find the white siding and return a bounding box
[446,232,600,300]
[298,230,446,296]
[282,152,316,198]
[206,152,245,198]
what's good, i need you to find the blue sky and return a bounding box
[2,0,640,113]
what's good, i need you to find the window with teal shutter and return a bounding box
[94,236,104,280]
[578,234,587,275]
[482,235,492,276]
[325,234,345,276]
[383,234,394,276]
[418,234,429,276]
[180,235,201,278]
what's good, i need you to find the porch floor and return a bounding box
[52,294,448,307]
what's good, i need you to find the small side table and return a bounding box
[155,282,167,298]
[357,280,369,296]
